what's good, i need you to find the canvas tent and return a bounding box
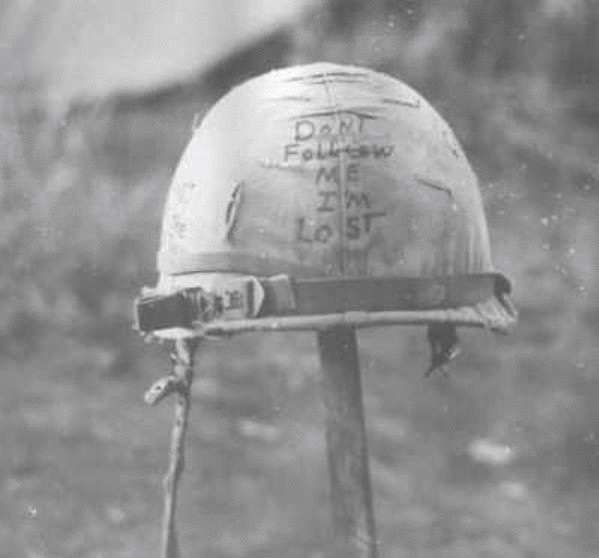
[0,0,322,104]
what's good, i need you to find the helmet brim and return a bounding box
[150,291,516,339]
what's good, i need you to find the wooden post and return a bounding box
[317,327,379,558]
[144,338,199,558]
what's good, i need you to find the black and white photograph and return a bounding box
[1,1,598,556]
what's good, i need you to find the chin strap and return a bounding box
[425,323,460,377]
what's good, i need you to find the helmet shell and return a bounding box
[158,62,493,284]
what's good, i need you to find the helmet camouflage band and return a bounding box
[142,62,515,336]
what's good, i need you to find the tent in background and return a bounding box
[0,0,322,105]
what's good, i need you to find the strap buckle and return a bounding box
[134,276,264,334]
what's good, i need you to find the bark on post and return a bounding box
[144,338,198,558]
[317,327,378,558]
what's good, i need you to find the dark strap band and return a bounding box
[260,274,504,316]
[134,273,509,334]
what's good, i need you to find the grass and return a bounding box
[3,285,599,557]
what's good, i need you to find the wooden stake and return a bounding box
[317,327,379,558]
[160,338,198,558]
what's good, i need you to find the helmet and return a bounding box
[137,62,516,338]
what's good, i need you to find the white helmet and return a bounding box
[135,63,516,342]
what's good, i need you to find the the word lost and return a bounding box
[296,211,386,244]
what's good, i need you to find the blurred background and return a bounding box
[1,1,599,556]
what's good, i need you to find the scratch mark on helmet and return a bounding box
[258,158,306,172]
[266,95,313,102]
[382,97,421,109]
[225,181,244,241]
[415,175,453,199]
[293,108,378,121]
[283,71,369,83]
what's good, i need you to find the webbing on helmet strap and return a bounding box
[134,273,510,334]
